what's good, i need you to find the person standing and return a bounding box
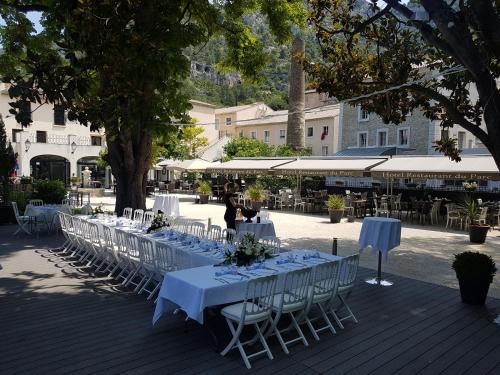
[223,182,242,230]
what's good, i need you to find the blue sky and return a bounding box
[0,11,43,34]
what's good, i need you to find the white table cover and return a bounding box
[235,219,276,239]
[152,194,180,217]
[358,217,401,261]
[153,251,342,324]
[24,204,69,225]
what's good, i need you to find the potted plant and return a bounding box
[70,175,81,189]
[197,181,212,204]
[460,196,489,244]
[326,194,345,223]
[245,183,266,211]
[452,251,496,305]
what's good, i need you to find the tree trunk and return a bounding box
[106,127,152,216]
[287,36,305,151]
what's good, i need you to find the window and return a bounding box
[53,105,66,125]
[322,145,329,156]
[358,132,368,147]
[377,130,388,146]
[19,101,32,122]
[358,106,369,121]
[91,136,102,146]
[215,119,220,130]
[264,130,270,143]
[307,127,313,137]
[398,128,409,146]
[468,139,473,149]
[457,131,466,149]
[225,117,232,126]
[322,126,329,136]
[36,131,47,143]
[251,131,256,139]
[11,129,22,143]
[279,129,286,139]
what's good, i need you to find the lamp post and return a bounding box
[24,138,31,153]
[71,141,77,154]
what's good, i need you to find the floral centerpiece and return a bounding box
[223,233,272,266]
[91,204,105,217]
[146,211,169,233]
[463,181,478,192]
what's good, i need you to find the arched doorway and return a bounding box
[30,155,70,184]
[77,156,106,187]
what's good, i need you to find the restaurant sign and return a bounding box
[372,171,500,181]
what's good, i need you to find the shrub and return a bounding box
[452,251,496,283]
[326,194,344,210]
[8,190,32,212]
[32,180,67,204]
[197,181,212,195]
[245,183,267,202]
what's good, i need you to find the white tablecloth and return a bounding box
[24,204,69,225]
[235,219,276,239]
[152,194,180,217]
[359,217,401,261]
[153,250,342,324]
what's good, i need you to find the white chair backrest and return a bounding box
[114,229,130,258]
[102,225,117,260]
[175,247,192,270]
[29,199,43,206]
[123,207,133,219]
[125,231,140,259]
[311,261,341,303]
[239,275,278,321]
[222,228,237,244]
[278,268,311,310]
[143,211,155,226]
[189,222,205,237]
[11,201,21,218]
[260,236,281,255]
[133,209,144,222]
[207,224,222,242]
[155,241,177,273]
[339,254,359,287]
[136,236,156,270]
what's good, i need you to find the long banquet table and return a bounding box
[153,251,342,324]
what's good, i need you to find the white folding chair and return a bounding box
[329,254,359,329]
[28,199,44,206]
[206,224,222,242]
[189,222,205,238]
[133,209,144,223]
[300,260,341,341]
[260,236,281,255]
[143,211,155,227]
[142,241,177,300]
[12,201,32,235]
[267,268,312,354]
[132,236,157,293]
[220,275,278,369]
[123,207,133,219]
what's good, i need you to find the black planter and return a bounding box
[469,225,489,244]
[457,277,491,305]
[199,194,209,204]
[0,204,16,224]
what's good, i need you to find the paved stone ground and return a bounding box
[90,193,500,298]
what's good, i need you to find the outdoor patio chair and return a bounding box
[342,196,355,218]
[373,197,389,217]
[206,224,223,242]
[12,201,32,235]
[144,241,177,300]
[99,225,121,277]
[430,200,441,225]
[445,204,462,229]
[188,222,205,237]
[114,229,138,284]
[329,254,359,329]
[130,236,157,293]
[142,211,155,227]
[477,206,488,226]
[123,207,133,219]
[220,275,278,369]
[293,194,307,212]
[28,199,44,206]
[260,236,281,255]
[133,209,144,223]
[265,268,312,354]
[300,260,341,341]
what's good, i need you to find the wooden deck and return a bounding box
[1,226,499,374]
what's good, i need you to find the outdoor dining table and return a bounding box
[235,218,276,239]
[152,194,180,217]
[24,204,70,229]
[152,250,342,325]
[359,217,401,286]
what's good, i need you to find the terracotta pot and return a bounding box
[251,201,263,212]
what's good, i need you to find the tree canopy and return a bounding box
[0,0,306,213]
[305,0,500,169]
[223,136,311,160]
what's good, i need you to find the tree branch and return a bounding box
[0,1,48,12]
[469,0,500,60]
[409,84,491,148]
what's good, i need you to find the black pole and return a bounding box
[377,251,382,284]
[332,238,338,255]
